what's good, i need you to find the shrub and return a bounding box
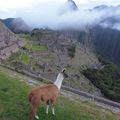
[67,45,76,58]
[82,63,120,102]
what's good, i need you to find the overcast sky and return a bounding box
[0,0,120,8]
[0,0,120,18]
[0,0,120,10]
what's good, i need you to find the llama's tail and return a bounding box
[28,92,34,102]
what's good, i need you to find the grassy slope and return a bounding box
[0,66,119,120]
[19,52,29,65]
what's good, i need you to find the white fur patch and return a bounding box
[35,115,39,119]
[54,73,64,90]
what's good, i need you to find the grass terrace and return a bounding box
[25,42,48,51]
[18,34,48,51]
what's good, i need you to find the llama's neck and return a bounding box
[54,73,64,90]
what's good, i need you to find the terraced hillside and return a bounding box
[2,30,102,96]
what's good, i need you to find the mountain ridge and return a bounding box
[0,18,31,33]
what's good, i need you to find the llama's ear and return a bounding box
[62,68,68,78]
[61,68,66,73]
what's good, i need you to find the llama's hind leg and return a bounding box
[29,100,39,120]
[29,106,39,120]
[46,105,49,114]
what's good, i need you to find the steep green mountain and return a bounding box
[76,26,120,66]
[76,26,120,101]
[92,26,120,66]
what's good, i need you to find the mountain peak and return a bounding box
[67,0,78,11]
[58,0,78,15]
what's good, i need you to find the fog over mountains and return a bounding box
[92,4,120,30]
[0,18,31,33]
[1,0,119,31]
[10,0,119,31]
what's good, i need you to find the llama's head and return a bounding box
[61,68,68,78]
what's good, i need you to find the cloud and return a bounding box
[0,9,16,19]
[12,1,104,30]
[0,0,120,31]
[0,0,33,9]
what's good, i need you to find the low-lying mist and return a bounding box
[15,1,120,31]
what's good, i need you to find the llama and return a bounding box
[28,68,67,120]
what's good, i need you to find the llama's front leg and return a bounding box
[52,107,55,115]
[46,105,49,114]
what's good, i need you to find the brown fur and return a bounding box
[28,84,59,120]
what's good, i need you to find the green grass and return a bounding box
[0,66,119,120]
[32,43,47,51]
[19,52,29,64]
[0,68,30,120]
[3,51,29,65]
[25,42,48,51]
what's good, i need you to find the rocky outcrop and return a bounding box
[0,21,25,60]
